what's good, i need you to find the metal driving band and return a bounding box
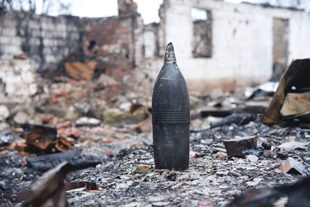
[152,111,190,123]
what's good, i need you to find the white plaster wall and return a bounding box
[144,31,156,57]
[160,0,310,96]
[288,12,310,62]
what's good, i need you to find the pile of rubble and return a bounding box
[0,117,309,206]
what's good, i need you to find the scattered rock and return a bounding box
[14,110,30,124]
[262,142,271,150]
[246,155,258,162]
[246,177,263,186]
[0,105,10,121]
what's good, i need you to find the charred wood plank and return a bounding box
[211,113,256,128]
[27,151,101,172]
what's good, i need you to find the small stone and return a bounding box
[277,142,306,150]
[246,178,263,186]
[0,180,7,190]
[13,110,30,124]
[216,152,227,160]
[115,133,130,139]
[0,105,10,121]
[246,155,258,162]
[263,150,274,158]
[106,150,116,157]
[134,164,150,173]
[262,142,271,150]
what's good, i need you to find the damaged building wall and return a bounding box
[0,59,37,103]
[0,11,82,70]
[147,0,310,96]
[0,0,144,103]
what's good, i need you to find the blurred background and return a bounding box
[0,0,309,110]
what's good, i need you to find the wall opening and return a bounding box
[272,18,289,80]
[191,8,212,58]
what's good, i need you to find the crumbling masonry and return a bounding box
[1,0,310,103]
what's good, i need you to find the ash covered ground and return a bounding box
[1,119,309,206]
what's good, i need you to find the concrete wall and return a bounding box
[150,0,310,96]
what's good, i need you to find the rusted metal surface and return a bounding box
[263,59,310,125]
[7,191,31,204]
[26,129,54,150]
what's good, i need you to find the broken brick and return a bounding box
[223,136,257,156]
[135,116,152,133]
[106,150,116,157]
[41,113,54,123]
[56,120,72,129]
[134,164,150,174]
[67,128,82,139]
[280,157,309,176]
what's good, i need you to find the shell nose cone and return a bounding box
[166,42,174,52]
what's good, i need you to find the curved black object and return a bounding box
[152,43,190,170]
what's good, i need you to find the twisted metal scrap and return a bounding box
[22,162,72,207]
